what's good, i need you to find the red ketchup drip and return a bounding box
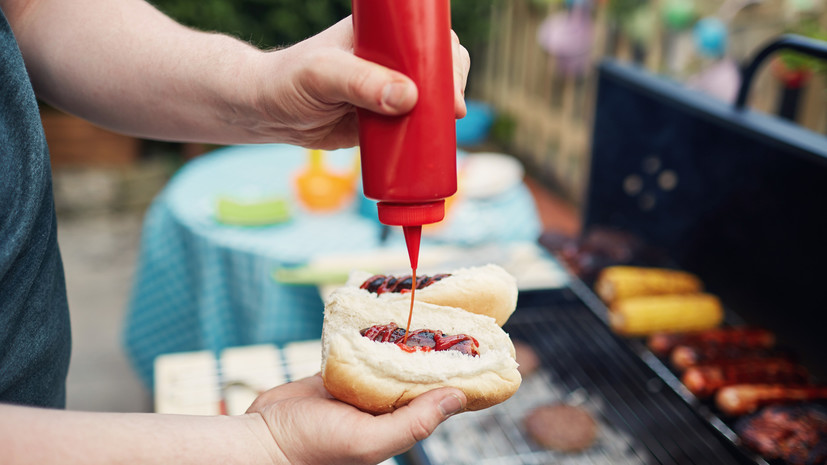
[360,323,480,357]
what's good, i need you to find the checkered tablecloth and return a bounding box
[123,144,542,388]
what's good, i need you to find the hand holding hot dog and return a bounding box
[246,374,466,465]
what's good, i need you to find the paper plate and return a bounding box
[460,152,525,199]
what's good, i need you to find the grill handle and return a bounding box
[735,34,827,111]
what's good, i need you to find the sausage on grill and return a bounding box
[647,327,775,357]
[670,344,777,371]
[716,384,827,416]
[681,358,809,398]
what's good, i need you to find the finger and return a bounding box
[365,388,467,459]
[451,30,470,118]
[315,111,359,150]
[304,49,418,116]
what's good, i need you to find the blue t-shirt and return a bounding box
[0,8,71,408]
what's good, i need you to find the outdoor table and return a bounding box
[123,144,543,388]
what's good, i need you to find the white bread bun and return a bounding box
[345,264,518,326]
[321,285,521,414]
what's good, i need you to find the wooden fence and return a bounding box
[471,0,826,205]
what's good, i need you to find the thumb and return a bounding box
[370,388,466,458]
[306,50,419,115]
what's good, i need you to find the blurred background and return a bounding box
[48,0,825,414]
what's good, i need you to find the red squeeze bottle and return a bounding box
[352,0,458,272]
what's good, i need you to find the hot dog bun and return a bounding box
[345,264,518,326]
[321,284,522,414]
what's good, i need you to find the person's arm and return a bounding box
[0,404,279,464]
[0,375,466,464]
[2,0,469,149]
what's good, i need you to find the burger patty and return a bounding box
[524,403,598,452]
[513,340,541,377]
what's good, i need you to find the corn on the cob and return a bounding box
[595,266,703,304]
[609,293,723,336]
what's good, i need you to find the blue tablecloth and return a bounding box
[123,144,542,388]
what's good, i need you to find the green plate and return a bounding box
[272,266,353,286]
[216,196,290,226]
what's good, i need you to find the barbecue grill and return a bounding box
[412,289,756,464]
[409,35,827,465]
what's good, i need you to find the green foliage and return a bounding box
[780,16,827,75]
[489,113,517,146]
[150,0,496,50]
[607,0,648,22]
[149,0,351,48]
[452,0,498,52]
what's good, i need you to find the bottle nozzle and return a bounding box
[403,225,422,270]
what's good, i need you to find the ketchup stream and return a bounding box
[403,267,416,345]
[402,225,421,345]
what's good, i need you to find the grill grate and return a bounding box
[413,289,752,465]
[419,369,642,465]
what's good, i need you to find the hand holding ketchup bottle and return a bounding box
[352,0,458,274]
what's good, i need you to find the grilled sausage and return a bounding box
[716,384,827,416]
[647,327,775,357]
[681,358,809,398]
[671,344,776,371]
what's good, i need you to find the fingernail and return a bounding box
[381,82,411,111]
[438,394,464,418]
